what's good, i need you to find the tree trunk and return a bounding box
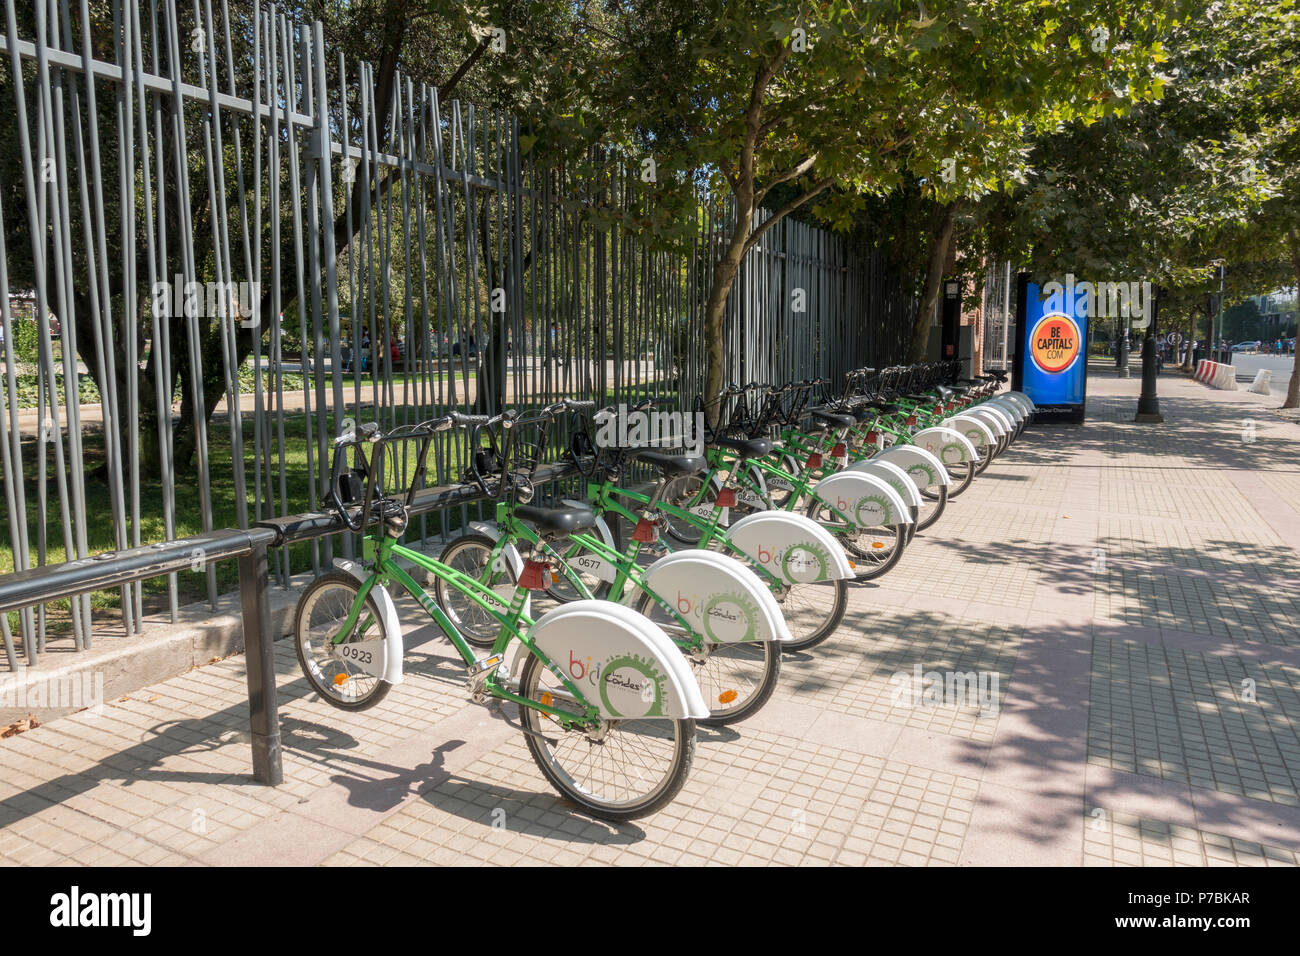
[908,203,956,363]
[1284,240,1300,409]
[702,202,755,430]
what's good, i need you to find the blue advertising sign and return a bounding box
[1012,275,1088,423]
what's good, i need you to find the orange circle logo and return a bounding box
[1030,312,1081,374]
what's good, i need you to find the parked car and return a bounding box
[1231,340,1261,352]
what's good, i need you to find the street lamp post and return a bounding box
[1136,286,1163,422]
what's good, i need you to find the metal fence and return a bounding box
[981,261,1015,372]
[0,0,911,669]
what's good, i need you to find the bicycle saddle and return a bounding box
[865,401,902,415]
[811,408,856,429]
[513,503,597,537]
[714,436,773,459]
[629,449,707,477]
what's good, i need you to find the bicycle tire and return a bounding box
[293,570,393,711]
[516,651,696,821]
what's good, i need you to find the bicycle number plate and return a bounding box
[334,639,388,678]
[690,503,729,526]
[736,489,767,509]
[767,478,794,492]
[571,553,617,583]
[481,584,517,610]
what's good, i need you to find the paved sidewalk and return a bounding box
[2,369,1300,866]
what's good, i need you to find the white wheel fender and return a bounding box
[874,445,952,489]
[467,521,525,575]
[725,510,855,583]
[986,398,1025,426]
[966,405,1010,437]
[332,558,405,685]
[845,459,922,509]
[992,395,1029,421]
[640,549,794,643]
[942,414,996,449]
[526,600,709,719]
[912,427,981,466]
[1007,390,1036,413]
[812,471,913,527]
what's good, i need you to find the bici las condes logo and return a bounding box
[1029,312,1082,374]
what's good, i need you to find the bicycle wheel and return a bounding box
[543,533,615,603]
[632,590,781,726]
[778,577,848,651]
[516,651,695,821]
[916,481,948,531]
[661,473,710,544]
[805,497,907,578]
[946,459,976,498]
[436,533,513,649]
[293,571,393,710]
[974,443,994,475]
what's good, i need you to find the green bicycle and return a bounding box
[291,416,707,821]
[435,403,790,724]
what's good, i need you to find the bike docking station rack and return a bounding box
[0,459,590,788]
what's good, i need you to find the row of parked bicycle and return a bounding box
[292,360,1036,820]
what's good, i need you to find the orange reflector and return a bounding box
[718,690,738,704]
[848,561,856,568]
[871,541,885,549]
[333,673,350,686]
[540,692,553,708]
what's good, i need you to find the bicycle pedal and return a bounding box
[466,654,504,678]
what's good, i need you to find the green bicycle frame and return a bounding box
[330,532,600,728]
[578,478,787,595]
[470,501,711,651]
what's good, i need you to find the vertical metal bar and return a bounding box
[237,540,282,785]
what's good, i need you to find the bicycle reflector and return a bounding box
[519,560,552,590]
[906,415,917,426]
[714,488,737,509]
[866,431,879,444]
[831,443,846,457]
[632,517,659,543]
[806,452,823,469]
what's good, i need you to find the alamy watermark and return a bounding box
[594,404,706,457]
[0,665,104,718]
[889,664,1001,717]
[151,274,261,328]
[1042,273,1152,329]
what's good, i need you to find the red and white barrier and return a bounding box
[1193,360,1237,390]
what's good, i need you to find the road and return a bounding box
[1223,351,1296,396]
